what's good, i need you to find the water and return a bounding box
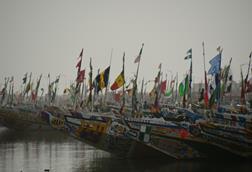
[0,127,251,172]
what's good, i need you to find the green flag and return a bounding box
[165,89,172,97]
[179,82,184,97]
[179,75,189,97]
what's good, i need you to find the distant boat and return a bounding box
[0,105,51,130]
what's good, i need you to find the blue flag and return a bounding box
[208,54,221,75]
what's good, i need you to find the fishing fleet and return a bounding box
[1,44,252,160]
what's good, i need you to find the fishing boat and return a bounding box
[64,111,169,158]
[0,104,50,130]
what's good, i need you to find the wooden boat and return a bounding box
[0,105,51,130]
[198,110,252,158]
[63,111,172,158]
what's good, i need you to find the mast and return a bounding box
[10,77,14,106]
[243,52,252,105]
[26,72,32,101]
[47,73,51,105]
[104,48,113,106]
[122,52,125,109]
[216,47,222,108]
[202,42,209,108]
[140,77,144,111]
[87,58,93,112]
[189,53,192,104]
[221,58,232,101]
[241,65,245,105]
[132,43,144,115]
[175,72,178,104]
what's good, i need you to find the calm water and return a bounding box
[0,127,251,172]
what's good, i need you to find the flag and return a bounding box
[78,48,83,59]
[179,82,184,97]
[158,63,162,69]
[22,73,28,84]
[165,79,175,97]
[208,54,221,75]
[76,59,82,69]
[160,80,167,94]
[76,49,83,73]
[76,70,85,83]
[134,43,144,63]
[149,87,156,97]
[95,66,110,93]
[187,48,192,54]
[111,71,125,90]
[226,75,233,93]
[55,76,60,83]
[184,48,192,60]
[25,83,31,93]
[165,89,172,97]
[179,75,189,97]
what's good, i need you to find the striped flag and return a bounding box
[110,71,125,90]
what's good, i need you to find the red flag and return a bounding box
[76,70,85,83]
[160,80,167,94]
[76,59,81,68]
[76,49,83,73]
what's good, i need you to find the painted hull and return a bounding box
[124,117,207,159]
[64,114,169,158]
[199,121,252,158]
[0,107,51,130]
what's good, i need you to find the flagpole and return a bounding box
[135,44,144,82]
[88,58,93,112]
[26,72,32,102]
[104,48,113,106]
[132,43,144,115]
[202,42,209,108]
[48,73,51,106]
[175,72,178,104]
[122,52,125,110]
[217,47,222,108]
[140,77,144,112]
[80,69,85,105]
[221,58,232,101]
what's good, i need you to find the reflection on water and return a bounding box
[0,127,251,172]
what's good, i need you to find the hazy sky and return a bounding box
[0,0,251,93]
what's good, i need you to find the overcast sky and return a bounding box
[0,0,251,93]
